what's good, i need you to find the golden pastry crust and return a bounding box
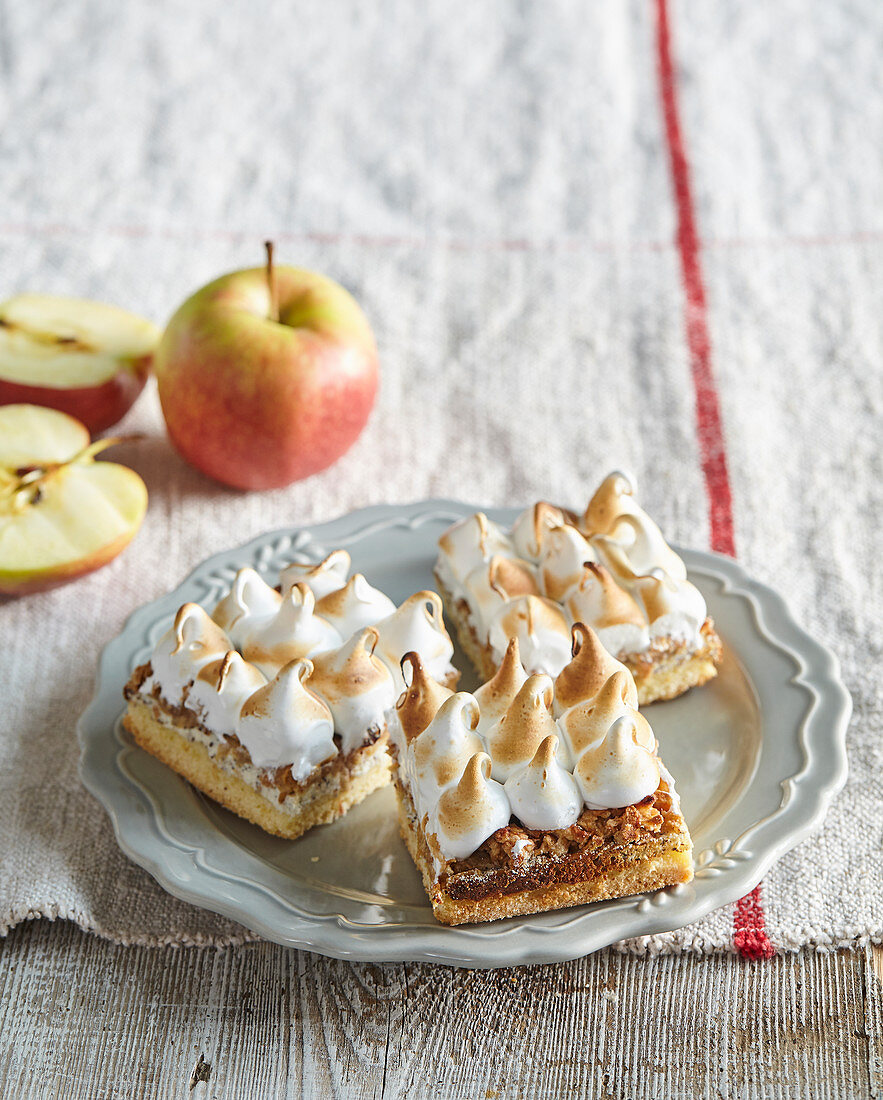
[124,674,390,840]
[434,569,721,705]
[393,777,692,926]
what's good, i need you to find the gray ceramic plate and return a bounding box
[78,501,851,967]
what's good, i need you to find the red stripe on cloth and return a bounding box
[654,0,735,559]
[654,0,775,959]
[733,886,777,960]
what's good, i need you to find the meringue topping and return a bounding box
[510,501,567,562]
[574,714,661,810]
[503,734,582,831]
[374,591,455,694]
[636,570,707,644]
[580,470,638,537]
[189,650,267,732]
[564,562,647,631]
[429,753,512,860]
[151,603,233,694]
[279,549,351,600]
[472,636,528,737]
[487,595,572,677]
[412,693,483,814]
[537,524,596,602]
[241,583,342,677]
[237,658,337,776]
[485,673,568,781]
[557,670,649,758]
[553,623,636,715]
[395,652,454,744]
[212,568,281,645]
[307,628,396,753]
[315,573,397,637]
[437,512,514,583]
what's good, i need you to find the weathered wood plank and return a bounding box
[0,920,875,1099]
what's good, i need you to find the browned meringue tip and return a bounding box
[555,624,632,711]
[588,535,641,584]
[635,569,679,620]
[460,751,493,790]
[488,555,539,599]
[396,651,453,743]
[533,733,560,769]
[170,602,229,655]
[581,470,635,534]
[216,650,237,690]
[276,656,315,683]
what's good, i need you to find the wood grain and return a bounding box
[0,921,879,1099]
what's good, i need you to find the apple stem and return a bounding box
[265,240,279,323]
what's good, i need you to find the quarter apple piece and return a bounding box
[0,293,160,433]
[0,404,148,596]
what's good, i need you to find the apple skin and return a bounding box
[0,525,142,596]
[0,359,150,435]
[154,266,379,490]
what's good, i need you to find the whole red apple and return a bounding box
[154,248,379,490]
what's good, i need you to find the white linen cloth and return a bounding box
[0,0,880,952]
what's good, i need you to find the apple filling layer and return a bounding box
[435,470,722,705]
[389,631,693,926]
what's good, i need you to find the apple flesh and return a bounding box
[0,294,160,434]
[154,263,379,489]
[0,404,148,596]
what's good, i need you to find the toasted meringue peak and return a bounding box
[437,512,514,582]
[537,524,596,602]
[412,693,483,814]
[236,658,336,776]
[315,573,397,637]
[574,714,661,810]
[212,568,282,642]
[487,595,572,677]
[374,591,455,694]
[151,603,233,693]
[241,583,342,678]
[553,623,636,715]
[473,636,529,736]
[489,555,540,599]
[430,752,512,860]
[558,669,646,757]
[485,673,568,781]
[580,470,638,536]
[565,562,647,630]
[279,549,351,601]
[396,652,454,744]
[307,628,396,754]
[510,501,567,562]
[601,511,687,582]
[189,650,267,733]
[503,734,582,831]
[636,570,707,642]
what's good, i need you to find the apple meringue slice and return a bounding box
[435,473,722,705]
[388,625,692,926]
[125,547,460,841]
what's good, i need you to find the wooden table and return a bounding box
[1,921,880,1097]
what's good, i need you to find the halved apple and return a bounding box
[0,404,148,595]
[0,294,160,433]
